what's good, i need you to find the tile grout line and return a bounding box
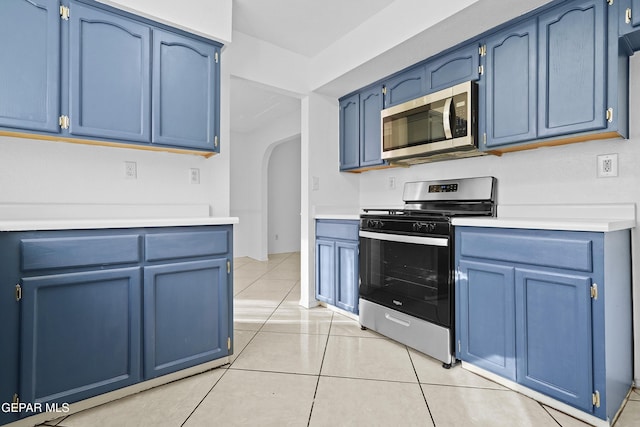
[406,347,437,427]
[307,309,335,427]
[180,252,298,427]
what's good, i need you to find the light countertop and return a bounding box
[0,217,239,232]
[452,203,636,232]
[315,214,360,221]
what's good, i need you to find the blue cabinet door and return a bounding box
[315,238,335,305]
[515,269,594,413]
[383,65,426,107]
[483,21,537,148]
[426,44,480,92]
[152,29,219,151]
[339,94,360,170]
[359,86,385,168]
[69,1,151,142]
[19,268,142,412]
[143,258,229,379]
[538,0,607,138]
[335,240,359,314]
[0,0,60,133]
[457,260,517,381]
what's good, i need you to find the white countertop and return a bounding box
[314,214,360,221]
[0,217,239,232]
[452,203,636,232]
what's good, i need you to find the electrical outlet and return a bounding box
[388,176,396,190]
[597,154,618,178]
[189,168,200,184]
[124,161,137,179]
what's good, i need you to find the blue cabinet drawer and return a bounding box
[316,220,359,241]
[458,228,598,272]
[145,230,229,261]
[21,235,140,271]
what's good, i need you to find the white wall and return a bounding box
[0,136,229,215]
[97,0,232,44]
[230,112,301,260]
[268,138,302,254]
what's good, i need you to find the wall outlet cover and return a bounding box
[597,154,618,178]
[124,161,137,179]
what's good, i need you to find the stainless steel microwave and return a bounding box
[381,81,479,164]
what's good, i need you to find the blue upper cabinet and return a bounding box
[359,86,384,168]
[152,29,220,151]
[619,0,640,51]
[0,0,222,156]
[339,93,360,170]
[426,43,480,92]
[0,0,60,133]
[69,1,151,142]
[538,0,607,139]
[383,65,426,108]
[482,21,537,148]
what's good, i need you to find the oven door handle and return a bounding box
[359,231,448,247]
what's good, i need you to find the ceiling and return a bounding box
[230,0,395,134]
[232,0,395,58]
[229,0,553,134]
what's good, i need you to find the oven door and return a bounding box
[359,230,452,327]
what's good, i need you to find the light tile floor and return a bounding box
[38,252,639,427]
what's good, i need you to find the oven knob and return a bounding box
[367,219,376,228]
[427,222,437,232]
[376,220,384,229]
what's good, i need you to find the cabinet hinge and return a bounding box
[592,390,601,407]
[15,284,22,302]
[214,51,219,63]
[478,65,484,75]
[60,5,70,20]
[214,136,219,148]
[226,260,231,274]
[12,394,19,405]
[382,86,387,96]
[457,340,461,353]
[606,107,614,123]
[479,44,487,57]
[483,133,487,145]
[626,8,632,24]
[606,0,614,6]
[591,283,598,300]
[227,337,231,350]
[59,115,70,130]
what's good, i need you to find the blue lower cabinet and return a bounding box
[0,225,233,425]
[515,269,594,412]
[335,241,359,313]
[315,220,359,314]
[315,238,336,306]
[19,267,142,413]
[457,260,516,381]
[143,259,229,379]
[455,226,633,421]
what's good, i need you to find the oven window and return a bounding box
[359,235,451,326]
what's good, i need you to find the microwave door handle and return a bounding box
[443,97,453,139]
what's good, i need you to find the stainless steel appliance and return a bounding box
[381,81,481,165]
[359,176,496,367]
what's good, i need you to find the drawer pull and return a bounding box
[385,313,410,327]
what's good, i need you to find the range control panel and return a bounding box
[428,184,458,193]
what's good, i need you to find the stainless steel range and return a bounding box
[359,176,496,367]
